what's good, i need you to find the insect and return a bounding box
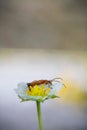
[27,78,65,89]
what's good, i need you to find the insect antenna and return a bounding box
[51,77,63,82]
[51,78,66,88]
[62,83,67,88]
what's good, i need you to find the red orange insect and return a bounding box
[27,78,65,89]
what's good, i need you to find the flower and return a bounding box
[15,82,63,102]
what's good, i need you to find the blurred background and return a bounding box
[0,0,87,130]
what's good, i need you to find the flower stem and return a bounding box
[36,101,43,130]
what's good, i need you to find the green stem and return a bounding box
[36,101,43,130]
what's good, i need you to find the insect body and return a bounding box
[27,78,63,89]
[27,80,52,87]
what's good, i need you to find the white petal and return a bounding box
[48,82,63,96]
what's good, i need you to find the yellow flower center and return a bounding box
[26,84,51,96]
